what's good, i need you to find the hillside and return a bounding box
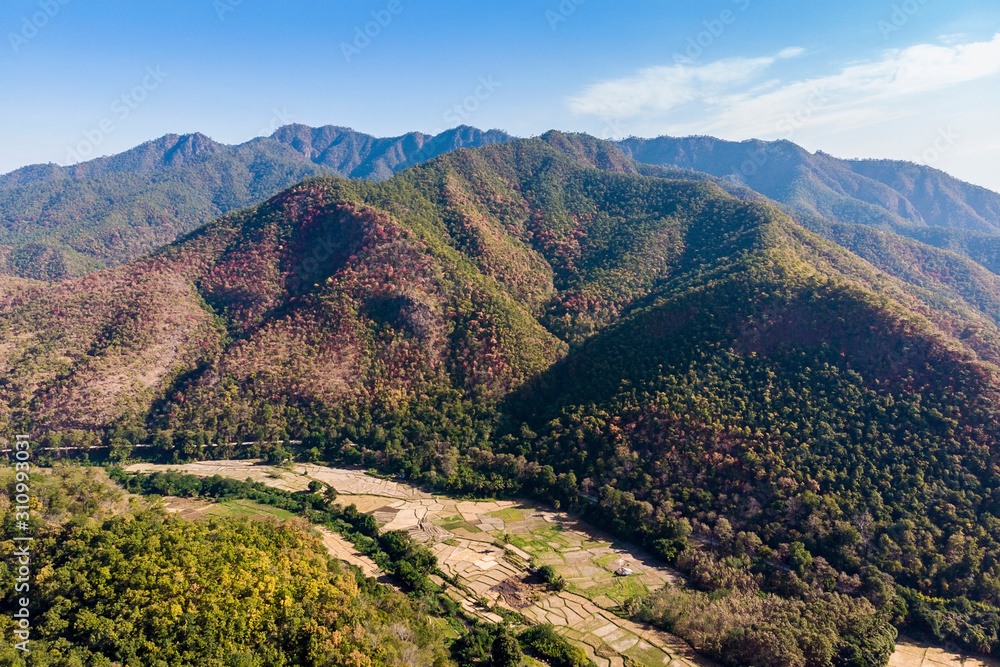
[6,126,999,288]
[617,136,1000,278]
[5,134,1000,658]
[0,466,454,667]
[616,135,1000,233]
[0,125,510,279]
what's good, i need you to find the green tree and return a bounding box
[491,634,523,667]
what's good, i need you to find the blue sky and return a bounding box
[1,0,998,190]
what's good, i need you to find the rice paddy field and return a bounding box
[131,460,1000,667]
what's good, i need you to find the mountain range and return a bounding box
[3,130,1000,657]
[3,125,1000,282]
[617,135,1000,233]
[0,125,511,279]
[617,136,1000,275]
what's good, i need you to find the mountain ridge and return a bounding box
[2,125,997,283]
[0,125,512,279]
[616,134,1000,234]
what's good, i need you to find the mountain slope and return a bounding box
[0,125,511,279]
[848,157,1000,230]
[7,126,999,287]
[616,135,1000,233]
[0,467,452,667]
[5,135,1000,656]
[617,136,1000,288]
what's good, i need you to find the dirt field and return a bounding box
[890,637,1000,667]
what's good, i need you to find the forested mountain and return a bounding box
[0,125,510,279]
[617,135,1000,280]
[616,135,1000,233]
[5,133,1000,660]
[5,125,998,287]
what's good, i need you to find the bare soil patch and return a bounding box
[490,573,550,610]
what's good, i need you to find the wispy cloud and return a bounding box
[569,34,1000,141]
[567,50,802,120]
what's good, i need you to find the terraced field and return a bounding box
[130,460,1000,667]
[129,460,710,667]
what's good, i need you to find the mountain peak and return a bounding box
[160,132,221,165]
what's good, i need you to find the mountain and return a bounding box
[4,133,1000,657]
[617,136,1000,284]
[268,123,512,180]
[616,135,1000,233]
[6,125,999,287]
[0,125,511,279]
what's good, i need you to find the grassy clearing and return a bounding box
[487,508,525,522]
[506,525,572,556]
[578,539,609,551]
[595,554,620,568]
[204,499,297,521]
[567,575,649,605]
[438,518,483,533]
[626,641,669,666]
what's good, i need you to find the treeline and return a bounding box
[109,461,904,667]
[0,476,452,666]
[630,547,896,667]
[112,469,600,667]
[95,340,1000,660]
[1,464,614,667]
[452,621,594,667]
[110,469,443,597]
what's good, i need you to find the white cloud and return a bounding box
[568,34,1000,192]
[570,34,1000,138]
[938,33,970,45]
[567,49,803,120]
[776,47,807,59]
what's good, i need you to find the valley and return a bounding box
[6,2,1000,664]
[127,460,1000,667]
[129,459,711,667]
